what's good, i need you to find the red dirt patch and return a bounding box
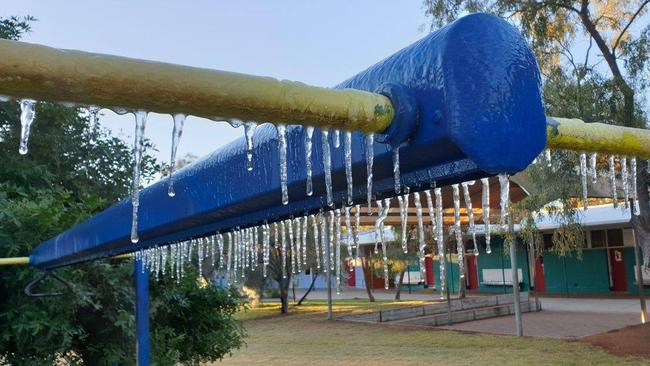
[580,323,650,358]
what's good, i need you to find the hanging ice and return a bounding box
[354,205,361,262]
[244,122,257,171]
[365,133,375,215]
[322,130,333,207]
[481,178,492,254]
[277,124,289,205]
[498,174,509,230]
[589,152,598,184]
[452,184,465,279]
[545,149,552,167]
[280,220,287,279]
[414,192,426,279]
[373,200,383,254]
[424,190,436,252]
[130,110,148,244]
[311,214,321,269]
[378,198,392,290]
[333,129,341,148]
[397,193,410,253]
[88,105,101,144]
[621,156,629,209]
[609,155,618,208]
[168,113,186,197]
[392,145,401,194]
[320,213,328,273]
[301,216,308,265]
[344,206,354,268]
[329,210,335,270]
[335,208,342,294]
[263,224,270,277]
[287,219,295,274]
[579,152,589,210]
[305,126,314,196]
[461,181,478,256]
[18,99,36,155]
[631,158,640,215]
[344,131,353,205]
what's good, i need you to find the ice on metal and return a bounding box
[609,155,618,208]
[365,133,374,215]
[244,122,257,171]
[579,152,589,210]
[462,181,478,255]
[305,126,314,196]
[130,110,148,244]
[481,178,492,254]
[18,99,36,155]
[392,145,401,194]
[322,130,333,207]
[168,113,186,197]
[344,131,353,205]
[452,184,465,278]
[277,124,289,205]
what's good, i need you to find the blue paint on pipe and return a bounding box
[135,258,150,366]
[30,13,545,269]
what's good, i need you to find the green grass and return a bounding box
[219,299,650,365]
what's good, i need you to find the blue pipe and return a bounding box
[30,13,545,269]
[135,258,150,366]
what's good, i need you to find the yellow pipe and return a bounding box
[0,253,132,266]
[0,39,394,133]
[0,257,30,265]
[547,117,650,159]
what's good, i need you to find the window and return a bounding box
[591,230,606,248]
[607,229,624,247]
[543,234,554,250]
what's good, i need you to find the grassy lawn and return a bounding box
[218,299,650,366]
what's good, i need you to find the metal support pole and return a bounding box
[323,224,333,320]
[633,232,648,323]
[135,258,150,366]
[508,216,523,337]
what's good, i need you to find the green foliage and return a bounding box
[0,15,245,365]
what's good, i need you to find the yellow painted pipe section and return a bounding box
[0,39,393,133]
[547,117,650,159]
[0,257,30,265]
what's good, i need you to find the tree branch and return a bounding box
[612,0,650,52]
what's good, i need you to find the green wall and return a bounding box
[433,255,461,293]
[542,250,610,294]
[623,247,650,295]
[475,237,531,293]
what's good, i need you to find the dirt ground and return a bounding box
[580,323,650,359]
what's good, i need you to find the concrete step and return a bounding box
[390,300,540,327]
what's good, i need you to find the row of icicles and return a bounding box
[8,99,646,291]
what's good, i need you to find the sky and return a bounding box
[0,1,430,162]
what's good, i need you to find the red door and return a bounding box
[467,256,479,289]
[534,252,546,292]
[345,260,356,287]
[609,248,628,292]
[425,257,435,286]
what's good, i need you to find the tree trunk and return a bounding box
[395,271,406,301]
[361,256,375,302]
[297,272,318,305]
[632,162,650,268]
[279,277,289,314]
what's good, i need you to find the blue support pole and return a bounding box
[135,258,150,366]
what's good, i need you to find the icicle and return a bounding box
[378,198,391,290]
[320,213,328,273]
[130,110,148,244]
[392,145,401,194]
[579,152,589,210]
[294,218,302,273]
[335,208,342,294]
[321,130,333,207]
[305,126,314,196]
[301,216,308,265]
[354,205,361,263]
[397,194,409,253]
[462,182,478,256]
[425,190,436,252]
[545,149,552,167]
[244,122,257,171]
[218,233,225,269]
[365,133,374,215]
[311,214,321,269]
[262,224,270,277]
[344,206,354,268]
[452,184,465,279]
[167,113,186,197]
[210,236,215,270]
[280,220,287,278]
[277,124,289,205]
[621,156,629,209]
[329,211,335,271]
[18,99,36,155]
[631,158,640,216]
[198,238,204,278]
[498,174,509,230]
[589,152,598,184]
[287,219,295,274]
[609,155,619,208]
[414,192,426,279]
[481,178,492,254]
[344,131,353,205]
[333,129,341,148]
[373,200,383,254]
[88,105,101,144]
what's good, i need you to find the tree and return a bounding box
[423,0,650,259]
[0,16,244,365]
